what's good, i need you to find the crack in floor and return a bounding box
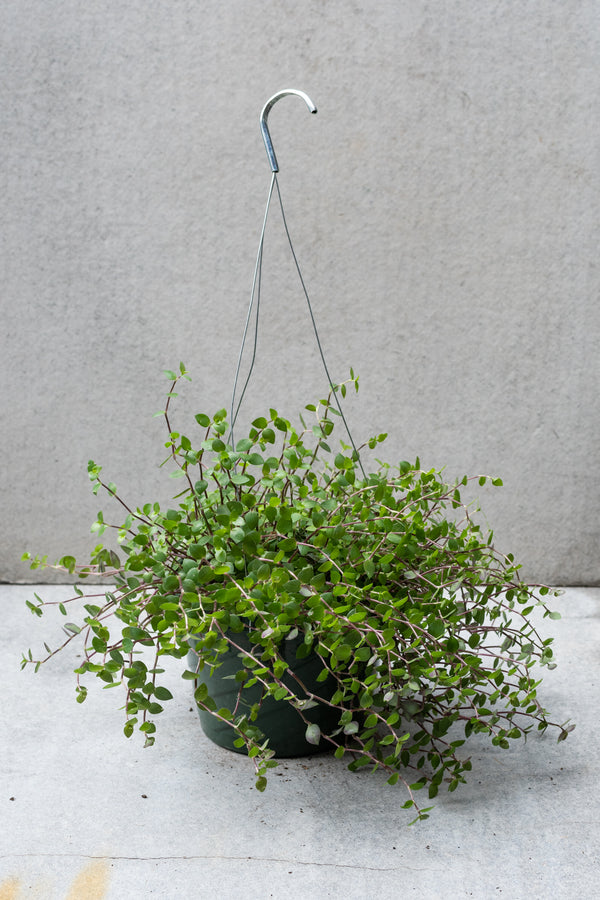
[1,852,437,873]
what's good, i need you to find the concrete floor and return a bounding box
[1,584,598,899]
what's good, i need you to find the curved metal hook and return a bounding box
[260,89,317,173]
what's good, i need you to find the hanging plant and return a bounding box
[22,365,574,823]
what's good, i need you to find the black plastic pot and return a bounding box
[187,631,340,757]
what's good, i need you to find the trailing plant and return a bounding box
[23,364,573,823]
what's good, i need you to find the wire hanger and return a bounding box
[230,89,364,476]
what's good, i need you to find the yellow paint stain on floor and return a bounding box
[0,859,109,900]
[0,878,21,900]
[65,860,110,900]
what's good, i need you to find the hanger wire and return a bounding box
[229,172,365,479]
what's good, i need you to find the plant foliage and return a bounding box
[23,365,573,822]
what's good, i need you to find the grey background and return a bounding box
[2,1,598,584]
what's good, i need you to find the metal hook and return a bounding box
[260,89,317,173]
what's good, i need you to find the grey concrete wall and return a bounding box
[2,1,598,584]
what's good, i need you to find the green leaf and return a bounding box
[194,682,209,703]
[231,473,251,486]
[140,721,156,734]
[26,601,43,618]
[59,555,76,574]
[154,687,173,701]
[181,670,198,681]
[123,626,151,641]
[428,620,445,639]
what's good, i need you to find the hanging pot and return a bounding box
[187,631,340,757]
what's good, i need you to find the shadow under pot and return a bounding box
[187,630,340,758]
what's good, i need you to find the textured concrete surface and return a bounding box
[2,2,599,584]
[1,584,598,899]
